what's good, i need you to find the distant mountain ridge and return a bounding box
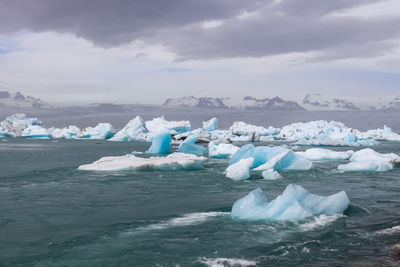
[243,96,305,111]
[163,96,229,109]
[0,91,50,109]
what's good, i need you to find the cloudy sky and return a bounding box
[1,0,400,104]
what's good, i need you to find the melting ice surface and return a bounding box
[147,130,171,154]
[177,135,208,156]
[231,184,350,221]
[78,123,115,139]
[208,141,239,158]
[296,148,354,161]
[109,116,148,142]
[78,152,206,171]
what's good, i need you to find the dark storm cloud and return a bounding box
[0,0,399,60]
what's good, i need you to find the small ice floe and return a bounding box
[261,169,282,180]
[78,152,206,171]
[147,129,171,154]
[208,141,239,158]
[226,158,254,180]
[78,123,115,139]
[231,184,350,221]
[177,134,208,156]
[338,148,399,172]
[296,148,354,161]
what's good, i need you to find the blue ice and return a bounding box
[231,184,350,221]
[147,130,172,154]
[177,135,208,156]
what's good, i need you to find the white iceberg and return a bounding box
[226,158,254,181]
[203,117,218,131]
[21,125,51,139]
[145,116,190,135]
[208,141,239,158]
[147,129,171,154]
[109,116,148,142]
[78,152,206,171]
[296,148,354,161]
[294,139,361,147]
[261,169,282,180]
[361,126,400,141]
[0,113,42,137]
[177,135,208,156]
[231,184,350,221]
[337,148,399,172]
[230,121,280,137]
[78,123,115,139]
[49,125,80,139]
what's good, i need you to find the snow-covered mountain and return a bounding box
[163,96,229,109]
[302,94,359,111]
[0,91,51,109]
[302,93,400,111]
[242,96,305,111]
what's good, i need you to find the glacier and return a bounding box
[109,116,148,142]
[231,184,350,221]
[78,123,115,139]
[296,148,354,161]
[226,158,254,180]
[338,148,399,172]
[78,152,206,171]
[147,129,171,154]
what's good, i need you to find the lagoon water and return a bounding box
[1,138,400,266]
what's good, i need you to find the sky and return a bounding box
[0,0,400,105]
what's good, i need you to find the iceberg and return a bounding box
[78,152,206,171]
[337,148,399,172]
[296,148,354,161]
[145,116,191,135]
[147,129,171,154]
[226,158,254,180]
[203,117,218,131]
[294,139,361,147]
[0,113,42,136]
[208,141,239,158]
[230,121,280,137]
[230,145,312,171]
[262,169,282,180]
[177,135,208,156]
[78,123,115,139]
[0,127,14,138]
[109,116,148,142]
[361,126,400,142]
[231,184,350,221]
[49,125,80,139]
[21,125,51,139]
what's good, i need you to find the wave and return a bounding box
[374,225,400,236]
[300,214,344,231]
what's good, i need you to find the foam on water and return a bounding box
[300,214,344,231]
[132,211,229,233]
[197,257,257,267]
[374,225,400,236]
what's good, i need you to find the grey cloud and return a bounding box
[0,0,399,60]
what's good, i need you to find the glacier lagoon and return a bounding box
[1,137,400,266]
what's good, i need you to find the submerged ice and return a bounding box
[231,184,350,221]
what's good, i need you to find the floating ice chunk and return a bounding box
[262,169,282,180]
[294,139,360,147]
[208,141,239,158]
[50,125,80,139]
[229,144,255,165]
[145,116,191,135]
[177,135,207,156]
[226,158,254,180]
[296,148,354,161]
[338,161,393,172]
[0,127,14,138]
[78,152,206,171]
[147,129,171,154]
[109,116,148,142]
[231,184,350,221]
[356,139,380,146]
[79,123,115,139]
[337,148,398,172]
[21,125,51,139]
[230,121,280,137]
[362,126,400,141]
[203,117,218,131]
[0,113,41,136]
